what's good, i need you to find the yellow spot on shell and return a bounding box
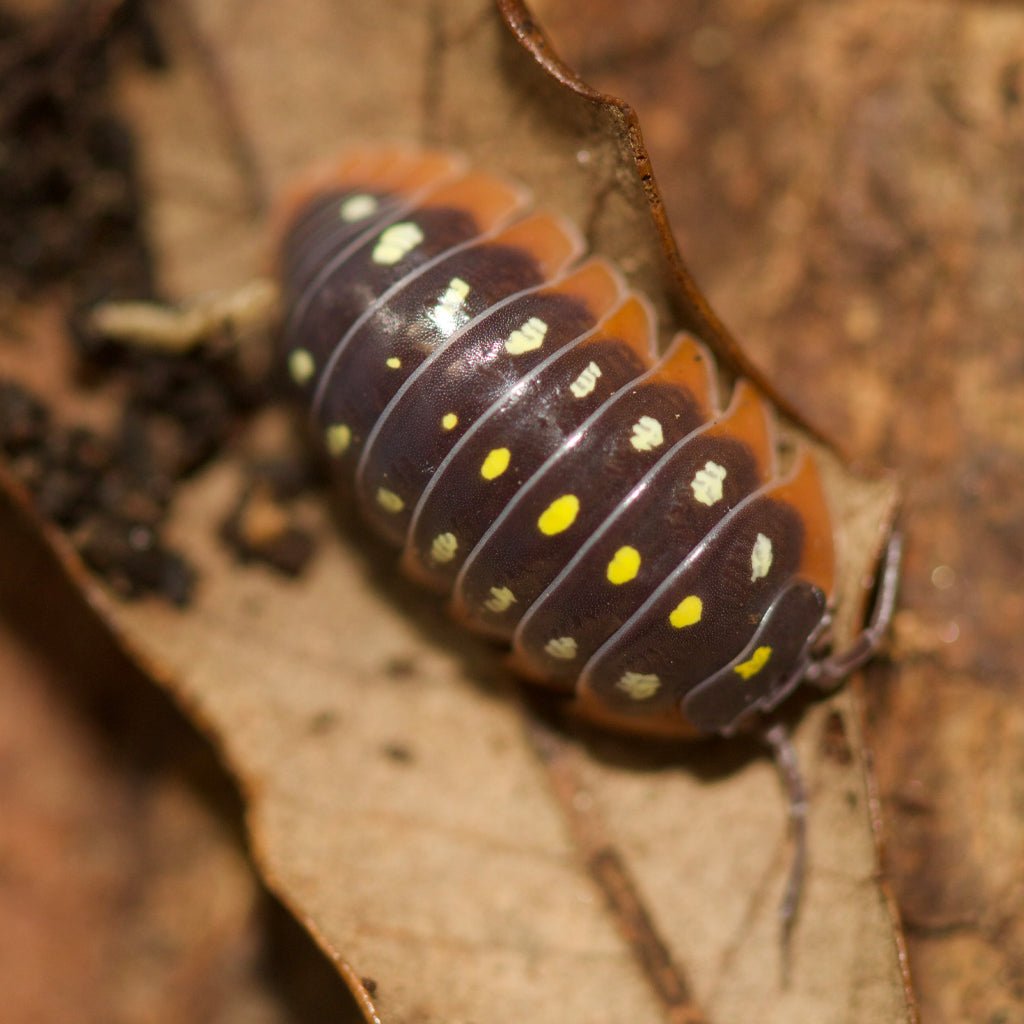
[538,494,580,536]
[484,586,516,613]
[606,546,641,585]
[429,277,471,336]
[630,416,664,452]
[750,532,773,581]
[569,360,602,398]
[325,423,351,456]
[339,193,378,222]
[288,348,315,385]
[430,532,458,564]
[376,488,405,513]
[480,447,511,481]
[385,356,401,369]
[734,645,772,680]
[669,595,703,629]
[544,636,577,660]
[441,412,458,431]
[505,317,548,355]
[691,461,727,506]
[616,671,661,700]
[372,222,423,265]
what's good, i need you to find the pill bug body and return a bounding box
[277,145,846,740]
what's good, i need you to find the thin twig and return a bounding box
[522,707,709,1024]
[762,721,808,986]
[168,0,268,217]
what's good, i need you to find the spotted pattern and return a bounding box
[506,316,548,355]
[607,546,641,585]
[429,277,471,336]
[278,147,837,739]
[751,532,773,581]
[372,222,424,265]
[538,495,580,536]
[544,636,578,660]
[325,423,352,456]
[289,348,315,385]
[376,488,404,513]
[480,447,511,481]
[669,595,703,629]
[630,416,664,451]
[430,532,458,564]
[569,361,602,398]
[339,194,379,222]
[691,460,727,506]
[616,672,661,700]
[735,645,772,679]
[484,586,516,613]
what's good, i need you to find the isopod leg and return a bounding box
[760,529,901,973]
[808,528,903,688]
[763,720,807,980]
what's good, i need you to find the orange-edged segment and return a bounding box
[452,332,721,643]
[273,146,465,244]
[352,256,628,546]
[702,379,776,482]
[640,332,717,421]
[573,453,835,728]
[401,292,655,592]
[509,374,778,687]
[770,450,835,597]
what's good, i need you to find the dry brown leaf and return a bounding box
[0,471,366,1024]
[527,5,1024,1021]
[0,1,914,1021]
